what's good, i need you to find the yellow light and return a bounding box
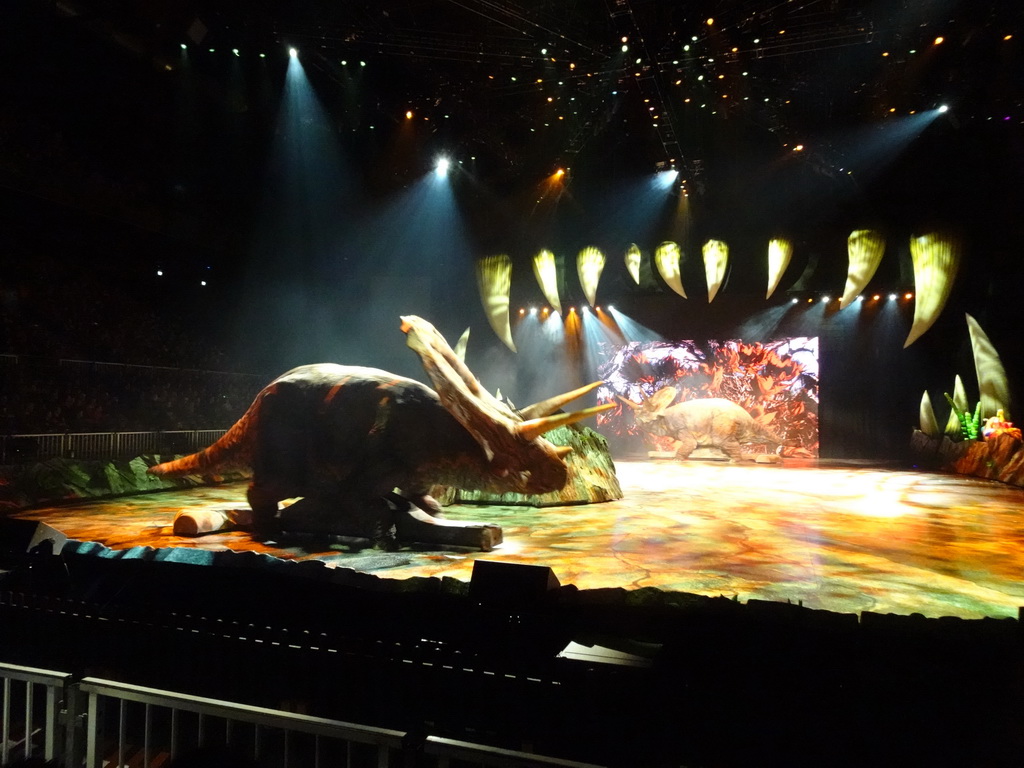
[889,107,896,113]
[707,18,714,25]
[547,97,553,102]
[731,47,738,53]
[882,51,890,57]
[904,292,913,300]
[405,110,413,119]
[570,62,576,69]
[1004,35,1013,41]
[934,36,944,45]
[794,144,804,151]
[872,295,881,301]
[555,168,565,177]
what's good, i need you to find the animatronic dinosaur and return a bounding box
[149,316,611,539]
[618,388,783,461]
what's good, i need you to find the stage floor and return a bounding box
[12,459,1024,620]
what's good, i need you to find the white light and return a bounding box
[289,47,297,58]
[200,280,207,286]
[156,270,163,276]
[232,48,239,56]
[435,157,450,177]
[657,168,679,187]
[622,45,628,52]
[888,293,898,300]
[938,104,949,113]
[180,43,187,50]
[529,306,537,315]
[821,295,830,302]
[791,298,799,304]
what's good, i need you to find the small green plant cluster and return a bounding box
[944,393,982,440]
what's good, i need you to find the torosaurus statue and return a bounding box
[149,316,611,539]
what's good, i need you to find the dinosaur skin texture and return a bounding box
[620,389,783,461]
[149,316,608,539]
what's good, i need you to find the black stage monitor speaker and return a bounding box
[0,519,67,568]
[469,560,560,604]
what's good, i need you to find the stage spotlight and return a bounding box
[406,110,413,119]
[821,295,830,302]
[938,104,949,113]
[872,294,881,301]
[232,48,240,56]
[904,292,914,300]
[607,305,614,311]
[519,308,525,315]
[888,293,898,300]
[289,47,298,58]
[656,168,679,188]
[435,157,450,177]
[791,298,799,304]
[529,306,537,315]
[180,43,187,50]
[156,270,163,276]
[857,295,864,302]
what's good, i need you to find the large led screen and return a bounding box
[597,337,819,458]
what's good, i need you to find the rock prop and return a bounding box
[453,423,622,506]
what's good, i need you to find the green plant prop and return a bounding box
[944,394,982,441]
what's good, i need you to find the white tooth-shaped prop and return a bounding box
[702,239,728,303]
[625,243,642,285]
[919,391,940,437]
[454,327,471,363]
[476,255,516,352]
[654,241,687,298]
[840,230,885,309]
[532,249,562,314]
[967,313,1011,420]
[576,246,606,307]
[766,238,792,299]
[904,233,960,348]
[945,374,969,437]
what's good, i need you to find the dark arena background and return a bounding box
[2,1,1024,766]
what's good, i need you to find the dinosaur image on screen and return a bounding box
[597,337,819,458]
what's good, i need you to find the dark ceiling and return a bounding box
[2,0,1022,264]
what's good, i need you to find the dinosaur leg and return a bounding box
[674,435,699,460]
[719,439,747,461]
[246,483,284,540]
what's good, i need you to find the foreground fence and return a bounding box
[1,662,602,768]
[0,429,226,465]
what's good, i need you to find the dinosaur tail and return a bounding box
[148,404,258,477]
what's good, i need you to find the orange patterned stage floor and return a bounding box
[13,459,1024,620]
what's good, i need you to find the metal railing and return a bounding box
[0,662,72,764]
[0,429,227,464]
[0,662,604,768]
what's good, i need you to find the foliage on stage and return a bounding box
[919,314,1012,442]
[597,337,819,457]
[943,394,982,441]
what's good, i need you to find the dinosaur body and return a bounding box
[620,389,782,460]
[149,317,610,538]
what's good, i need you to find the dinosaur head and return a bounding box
[401,316,612,494]
[617,387,678,434]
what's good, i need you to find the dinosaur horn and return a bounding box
[519,380,604,420]
[552,445,573,458]
[516,403,615,441]
[616,394,641,410]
